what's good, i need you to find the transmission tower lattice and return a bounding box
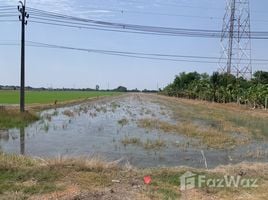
[218,0,252,79]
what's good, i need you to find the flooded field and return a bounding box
[0,94,267,168]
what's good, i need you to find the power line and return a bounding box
[25,7,268,39]
[26,6,268,23]
[28,18,268,39]
[67,6,222,20]
[0,6,15,8]
[126,0,222,10]
[119,0,268,14]
[0,8,16,11]
[1,41,268,65]
[2,5,268,26]
[0,20,17,22]
[0,15,17,17]
[0,4,264,23]
[28,41,268,62]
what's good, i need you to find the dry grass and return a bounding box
[137,118,176,133]
[156,94,268,118]
[154,95,268,138]
[62,110,75,117]
[245,147,268,159]
[143,162,268,200]
[121,136,166,150]
[139,94,268,151]
[143,139,166,150]
[137,118,249,149]
[46,155,120,172]
[0,153,267,200]
[0,153,38,170]
[0,153,122,199]
[121,137,141,145]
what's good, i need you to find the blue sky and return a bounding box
[0,0,268,90]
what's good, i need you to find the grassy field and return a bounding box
[0,90,119,105]
[0,153,267,200]
[150,95,268,142]
[0,109,39,129]
[0,90,120,129]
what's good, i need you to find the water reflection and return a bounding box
[0,129,9,141]
[1,95,267,168]
[0,128,25,155]
[20,127,25,155]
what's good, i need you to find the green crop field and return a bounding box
[0,90,119,105]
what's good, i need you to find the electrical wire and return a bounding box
[25,8,268,39]
[0,41,267,65]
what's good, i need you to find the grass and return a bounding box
[0,153,267,200]
[0,90,119,105]
[143,139,166,150]
[118,118,129,126]
[145,163,268,200]
[121,136,141,145]
[144,95,268,149]
[121,136,166,150]
[0,153,61,197]
[0,90,120,129]
[0,153,120,199]
[137,118,248,149]
[0,169,61,195]
[168,97,268,138]
[42,123,50,132]
[0,109,39,129]
[1,93,267,198]
[62,109,75,117]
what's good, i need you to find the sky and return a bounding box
[0,0,268,90]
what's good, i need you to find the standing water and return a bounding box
[0,94,267,168]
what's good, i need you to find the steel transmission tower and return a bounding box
[218,0,252,79]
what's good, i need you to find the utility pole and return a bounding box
[18,0,29,112]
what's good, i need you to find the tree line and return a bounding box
[161,71,268,109]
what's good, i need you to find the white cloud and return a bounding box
[3,0,115,19]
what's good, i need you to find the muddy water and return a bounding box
[0,94,267,168]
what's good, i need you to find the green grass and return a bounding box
[0,169,61,195]
[0,110,39,129]
[0,90,119,105]
[0,153,267,200]
[121,136,166,150]
[121,136,141,145]
[117,118,129,126]
[0,153,119,199]
[0,90,119,129]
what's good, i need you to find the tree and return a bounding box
[210,72,221,102]
[161,70,268,109]
[114,86,127,92]
[96,85,100,91]
[253,71,268,84]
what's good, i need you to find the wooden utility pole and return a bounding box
[18,0,29,112]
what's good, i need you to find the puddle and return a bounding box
[0,94,267,168]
